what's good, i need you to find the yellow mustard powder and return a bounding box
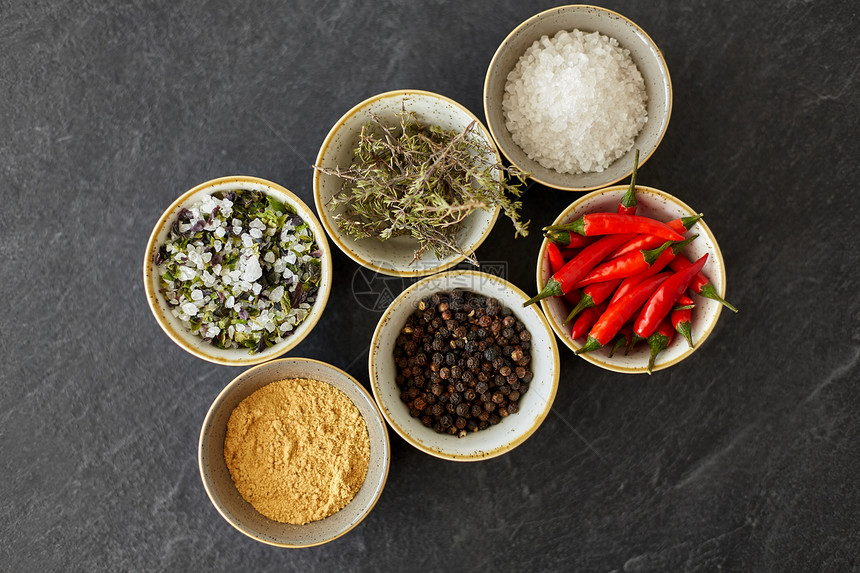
[223,377,370,525]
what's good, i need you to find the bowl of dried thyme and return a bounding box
[143,176,332,366]
[199,357,390,547]
[313,89,529,277]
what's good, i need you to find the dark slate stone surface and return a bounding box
[2,1,858,571]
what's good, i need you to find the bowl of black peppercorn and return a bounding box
[369,269,560,461]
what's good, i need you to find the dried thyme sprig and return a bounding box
[314,108,529,265]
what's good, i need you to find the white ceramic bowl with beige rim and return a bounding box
[369,270,560,461]
[143,176,332,366]
[313,89,502,277]
[198,357,390,548]
[483,5,672,191]
[537,186,727,373]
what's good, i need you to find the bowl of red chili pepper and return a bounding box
[531,184,735,373]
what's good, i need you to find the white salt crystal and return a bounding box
[502,28,648,175]
[270,286,285,301]
[241,255,262,283]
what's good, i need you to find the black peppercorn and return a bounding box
[393,290,532,436]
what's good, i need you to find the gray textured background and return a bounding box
[2,1,858,571]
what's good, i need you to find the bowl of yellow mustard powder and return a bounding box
[198,357,390,547]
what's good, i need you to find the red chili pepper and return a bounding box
[564,289,582,305]
[609,235,697,304]
[617,149,640,216]
[671,295,695,348]
[564,279,622,324]
[574,240,675,288]
[575,272,672,354]
[543,229,589,249]
[669,255,738,312]
[560,247,581,260]
[524,233,636,307]
[646,318,675,374]
[544,213,684,242]
[545,242,566,274]
[570,302,607,340]
[634,254,708,339]
[608,214,701,260]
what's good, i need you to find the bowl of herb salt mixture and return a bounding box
[143,176,332,366]
[199,357,390,547]
[314,89,529,277]
[484,5,672,191]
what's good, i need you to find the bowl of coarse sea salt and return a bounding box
[484,5,672,191]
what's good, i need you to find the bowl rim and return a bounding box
[313,88,502,277]
[368,268,561,461]
[537,185,726,373]
[143,175,333,366]
[482,4,674,192]
[197,356,391,548]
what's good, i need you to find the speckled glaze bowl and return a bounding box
[369,270,560,461]
[313,89,502,277]
[483,5,672,191]
[198,357,390,548]
[538,186,727,373]
[143,176,332,366]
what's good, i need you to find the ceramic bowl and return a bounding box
[143,176,332,366]
[537,186,727,373]
[314,89,502,277]
[483,5,672,191]
[369,270,560,461]
[198,357,390,547]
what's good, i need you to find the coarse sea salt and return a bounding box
[502,29,648,175]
